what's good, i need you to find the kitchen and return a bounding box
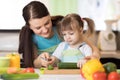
[0,0,120,80]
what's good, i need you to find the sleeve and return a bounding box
[32,34,37,45]
[79,44,92,57]
[52,42,66,60]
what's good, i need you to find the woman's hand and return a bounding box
[39,52,50,67]
[34,52,50,68]
[48,56,57,65]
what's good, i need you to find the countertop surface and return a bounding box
[35,69,85,80]
[38,74,85,80]
[100,51,120,59]
[0,69,85,80]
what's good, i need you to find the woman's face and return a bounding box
[29,15,53,38]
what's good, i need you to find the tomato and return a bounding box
[93,71,107,80]
[7,67,20,74]
[24,67,35,73]
[80,69,85,78]
[108,71,120,80]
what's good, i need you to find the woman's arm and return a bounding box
[83,36,101,59]
[33,45,42,68]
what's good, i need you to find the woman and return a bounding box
[18,1,100,68]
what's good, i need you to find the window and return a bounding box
[0,0,118,30]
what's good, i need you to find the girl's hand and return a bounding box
[77,56,94,68]
[77,59,87,68]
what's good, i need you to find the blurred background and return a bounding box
[0,0,120,68]
[0,0,120,30]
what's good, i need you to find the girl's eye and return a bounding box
[62,34,66,36]
[62,33,66,36]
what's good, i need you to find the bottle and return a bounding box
[6,53,20,68]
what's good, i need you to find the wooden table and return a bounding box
[43,68,80,74]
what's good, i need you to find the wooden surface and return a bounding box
[43,68,80,74]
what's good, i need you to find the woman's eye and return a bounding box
[70,33,74,35]
[45,20,50,26]
[36,27,40,30]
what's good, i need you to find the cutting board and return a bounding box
[43,67,80,74]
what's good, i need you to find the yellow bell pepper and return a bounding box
[6,53,20,68]
[81,59,105,80]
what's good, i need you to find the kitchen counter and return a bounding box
[0,74,85,80]
[39,74,85,80]
[0,69,85,80]
[35,69,85,80]
[100,51,120,59]
[100,51,120,69]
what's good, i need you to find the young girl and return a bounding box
[49,13,96,68]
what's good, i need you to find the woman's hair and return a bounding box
[58,13,95,37]
[22,1,49,25]
[18,1,64,67]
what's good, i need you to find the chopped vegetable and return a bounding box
[103,62,117,74]
[47,65,54,70]
[58,62,78,69]
[81,59,105,80]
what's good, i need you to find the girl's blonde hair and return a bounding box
[58,13,95,37]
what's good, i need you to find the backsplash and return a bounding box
[0,31,19,52]
[0,31,120,53]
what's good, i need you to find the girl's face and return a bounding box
[29,15,53,38]
[62,29,82,47]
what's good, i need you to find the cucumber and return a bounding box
[58,62,79,69]
[1,73,39,80]
[47,65,54,70]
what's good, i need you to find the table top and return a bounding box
[0,69,85,80]
[101,51,120,59]
[35,69,85,80]
[39,74,85,80]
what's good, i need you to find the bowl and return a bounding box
[0,57,10,67]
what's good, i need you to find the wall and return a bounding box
[0,31,120,56]
[0,31,19,56]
